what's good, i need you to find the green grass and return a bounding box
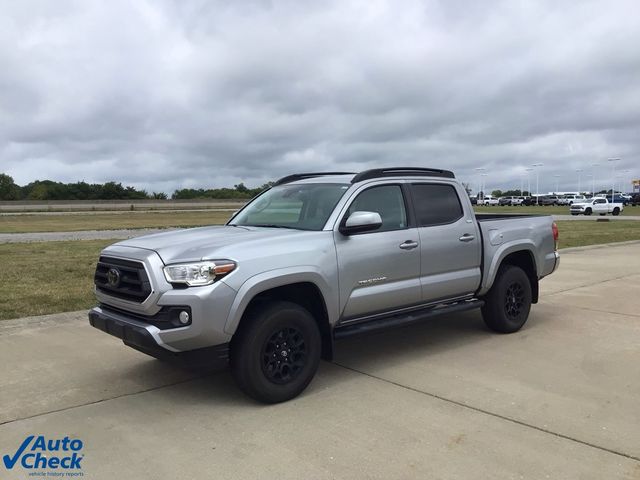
[1,221,639,320]
[555,221,640,248]
[474,205,638,215]
[0,210,234,233]
[0,239,115,320]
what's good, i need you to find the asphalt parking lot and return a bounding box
[1,243,639,479]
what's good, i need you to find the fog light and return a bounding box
[178,311,190,324]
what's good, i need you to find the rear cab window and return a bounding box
[409,183,464,227]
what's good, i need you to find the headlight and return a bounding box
[163,260,236,286]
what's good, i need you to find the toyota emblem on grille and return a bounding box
[106,267,121,287]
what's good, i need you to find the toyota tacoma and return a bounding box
[89,168,560,403]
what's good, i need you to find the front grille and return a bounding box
[94,256,152,303]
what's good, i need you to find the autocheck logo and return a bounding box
[3,435,84,474]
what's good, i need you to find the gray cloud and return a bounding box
[1,0,639,194]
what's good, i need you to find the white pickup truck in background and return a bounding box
[478,194,499,206]
[570,197,624,216]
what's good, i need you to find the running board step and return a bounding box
[333,299,484,340]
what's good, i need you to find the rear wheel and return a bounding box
[612,208,620,216]
[231,301,321,403]
[481,265,532,333]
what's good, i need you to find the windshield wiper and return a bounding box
[243,224,300,229]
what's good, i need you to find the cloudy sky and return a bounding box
[1,0,639,195]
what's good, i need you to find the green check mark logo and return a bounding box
[3,436,34,469]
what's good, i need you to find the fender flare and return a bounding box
[479,241,539,296]
[223,266,337,335]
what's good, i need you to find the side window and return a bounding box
[346,185,407,232]
[410,183,464,227]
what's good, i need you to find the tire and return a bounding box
[612,208,620,216]
[585,208,592,215]
[230,301,321,403]
[481,265,532,333]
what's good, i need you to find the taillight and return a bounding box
[552,222,559,250]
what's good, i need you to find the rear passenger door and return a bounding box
[409,183,482,303]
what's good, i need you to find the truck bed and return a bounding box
[473,213,557,296]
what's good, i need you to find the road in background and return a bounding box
[0,228,172,243]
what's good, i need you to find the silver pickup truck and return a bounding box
[89,168,560,403]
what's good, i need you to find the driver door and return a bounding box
[333,184,421,320]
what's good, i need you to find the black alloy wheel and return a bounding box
[231,301,321,403]
[261,327,307,384]
[482,265,532,333]
[504,282,525,319]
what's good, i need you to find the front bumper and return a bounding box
[89,306,230,369]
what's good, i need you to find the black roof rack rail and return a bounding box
[273,172,355,186]
[351,167,455,183]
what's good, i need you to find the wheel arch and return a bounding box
[224,270,336,360]
[498,250,539,303]
[481,246,540,303]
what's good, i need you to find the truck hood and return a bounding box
[113,225,311,264]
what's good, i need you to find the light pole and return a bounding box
[591,162,599,197]
[607,158,620,202]
[553,174,560,194]
[481,173,488,200]
[475,167,486,200]
[532,163,543,205]
[618,169,630,197]
[576,169,583,194]
[525,168,533,196]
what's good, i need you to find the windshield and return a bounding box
[229,183,350,231]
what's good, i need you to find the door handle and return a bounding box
[459,234,475,242]
[399,240,419,250]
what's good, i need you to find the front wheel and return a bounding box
[585,208,592,215]
[231,301,321,403]
[481,265,532,333]
[612,208,620,216]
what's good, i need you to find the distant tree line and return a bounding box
[0,173,272,201]
[0,174,152,200]
[490,189,531,197]
[171,182,273,200]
